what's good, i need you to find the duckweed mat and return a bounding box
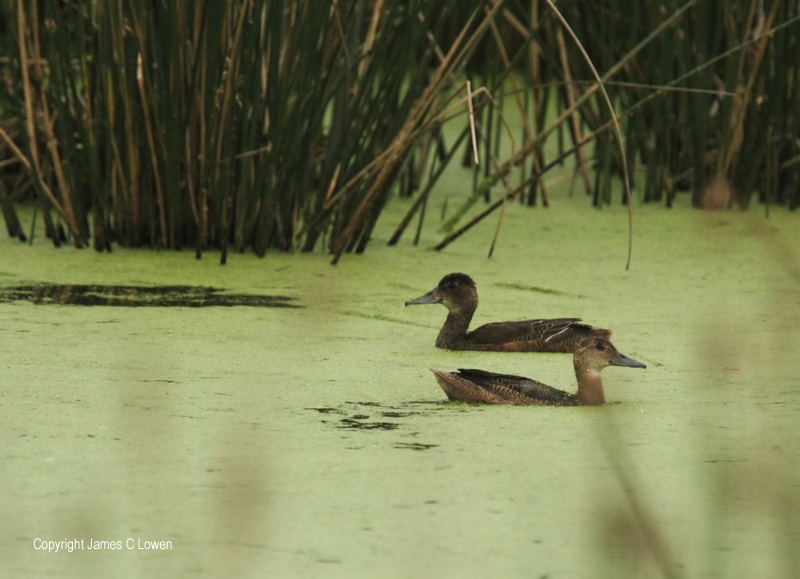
[0,284,301,308]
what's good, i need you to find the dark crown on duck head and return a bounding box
[438,273,475,289]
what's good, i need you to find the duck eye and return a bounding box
[448,281,457,289]
[595,342,605,351]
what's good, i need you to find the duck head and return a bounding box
[405,273,478,315]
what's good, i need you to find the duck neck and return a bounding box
[436,308,475,348]
[574,367,605,406]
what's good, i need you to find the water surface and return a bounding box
[2,192,799,578]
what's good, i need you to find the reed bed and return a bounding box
[1,1,798,261]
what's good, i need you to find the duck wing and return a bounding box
[466,318,610,352]
[454,369,579,406]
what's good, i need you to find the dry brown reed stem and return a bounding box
[359,0,383,81]
[564,9,800,209]
[387,127,470,246]
[105,1,141,245]
[466,81,480,166]
[720,0,780,176]
[213,5,250,257]
[483,8,549,255]
[293,7,482,245]
[556,28,592,195]
[329,3,503,263]
[440,0,702,255]
[0,124,31,173]
[134,51,167,248]
[542,0,633,268]
[15,0,82,245]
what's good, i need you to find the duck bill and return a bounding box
[405,288,441,306]
[610,351,646,369]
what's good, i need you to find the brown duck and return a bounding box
[431,337,646,406]
[405,273,610,352]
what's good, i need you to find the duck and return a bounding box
[431,337,646,406]
[405,273,610,352]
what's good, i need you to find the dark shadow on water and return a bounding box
[393,442,439,451]
[339,419,400,431]
[0,284,302,308]
[309,403,418,432]
[307,400,476,448]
